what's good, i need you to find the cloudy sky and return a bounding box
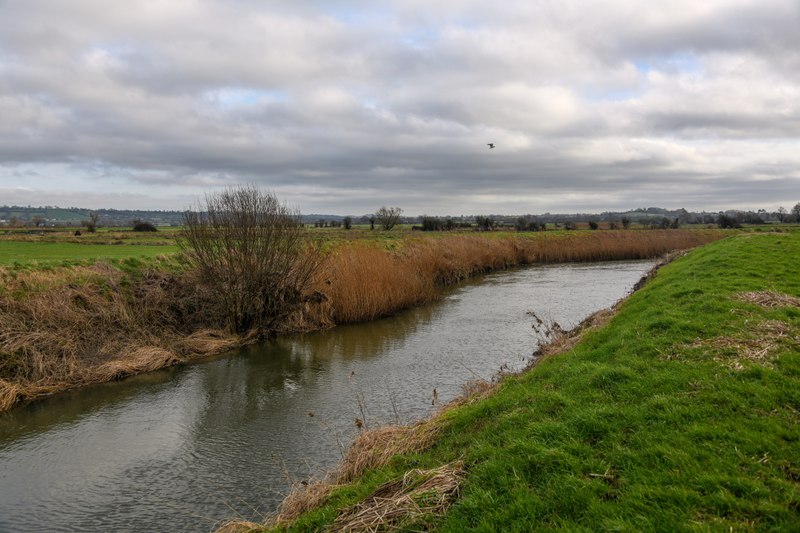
[1,0,798,215]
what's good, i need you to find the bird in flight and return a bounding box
[487,143,495,149]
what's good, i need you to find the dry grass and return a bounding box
[214,520,264,533]
[324,231,718,324]
[0,264,242,410]
[336,422,442,485]
[331,461,464,532]
[270,420,441,526]
[688,320,800,370]
[526,306,617,362]
[218,462,464,533]
[739,291,800,308]
[261,378,505,530]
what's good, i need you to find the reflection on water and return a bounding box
[0,261,654,533]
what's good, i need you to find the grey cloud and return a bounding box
[1,0,799,214]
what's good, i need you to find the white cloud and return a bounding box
[0,0,798,214]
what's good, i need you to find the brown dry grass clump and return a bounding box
[259,377,506,530]
[332,461,464,532]
[271,420,441,526]
[217,462,465,533]
[689,320,799,370]
[739,291,800,308]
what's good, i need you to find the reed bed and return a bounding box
[322,230,721,324]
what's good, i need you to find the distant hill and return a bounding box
[0,205,787,228]
[0,206,186,227]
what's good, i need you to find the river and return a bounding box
[0,260,654,532]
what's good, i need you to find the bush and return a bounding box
[179,186,324,335]
[717,214,742,229]
[132,221,157,232]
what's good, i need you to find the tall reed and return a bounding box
[321,230,721,324]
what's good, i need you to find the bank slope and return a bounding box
[261,232,800,532]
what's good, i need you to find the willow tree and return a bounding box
[180,185,323,335]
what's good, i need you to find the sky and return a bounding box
[1,0,799,216]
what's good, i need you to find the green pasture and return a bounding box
[0,241,179,265]
[269,232,800,532]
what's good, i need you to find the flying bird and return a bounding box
[487,143,495,149]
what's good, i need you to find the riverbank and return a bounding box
[234,232,800,532]
[0,230,722,410]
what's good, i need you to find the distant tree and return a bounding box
[31,215,45,228]
[717,214,741,229]
[475,216,495,231]
[343,216,352,230]
[792,203,800,223]
[776,206,787,223]
[588,220,599,230]
[132,219,157,232]
[621,217,631,229]
[375,206,403,230]
[369,216,376,230]
[670,217,680,229]
[82,212,99,233]
[609,221,618,230]
[421,215,443,231]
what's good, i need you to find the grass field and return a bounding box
[1,225,729,266]
[255,232,800,532]
[0,241,179,265]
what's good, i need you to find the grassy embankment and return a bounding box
[234,232,800,532]
[0,229,723,410]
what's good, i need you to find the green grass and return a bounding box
[269,232,800,532]
[0,241,179,265]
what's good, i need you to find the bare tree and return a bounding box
[82,212,99,233]
[179,185,324,335]
[375,206,403,230]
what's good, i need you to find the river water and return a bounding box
[0,261,654,532]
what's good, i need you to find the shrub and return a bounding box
[717,214,741,229]
[132,221,157,232]
[179,186,324,335]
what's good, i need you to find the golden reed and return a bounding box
[323,230,721,323]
